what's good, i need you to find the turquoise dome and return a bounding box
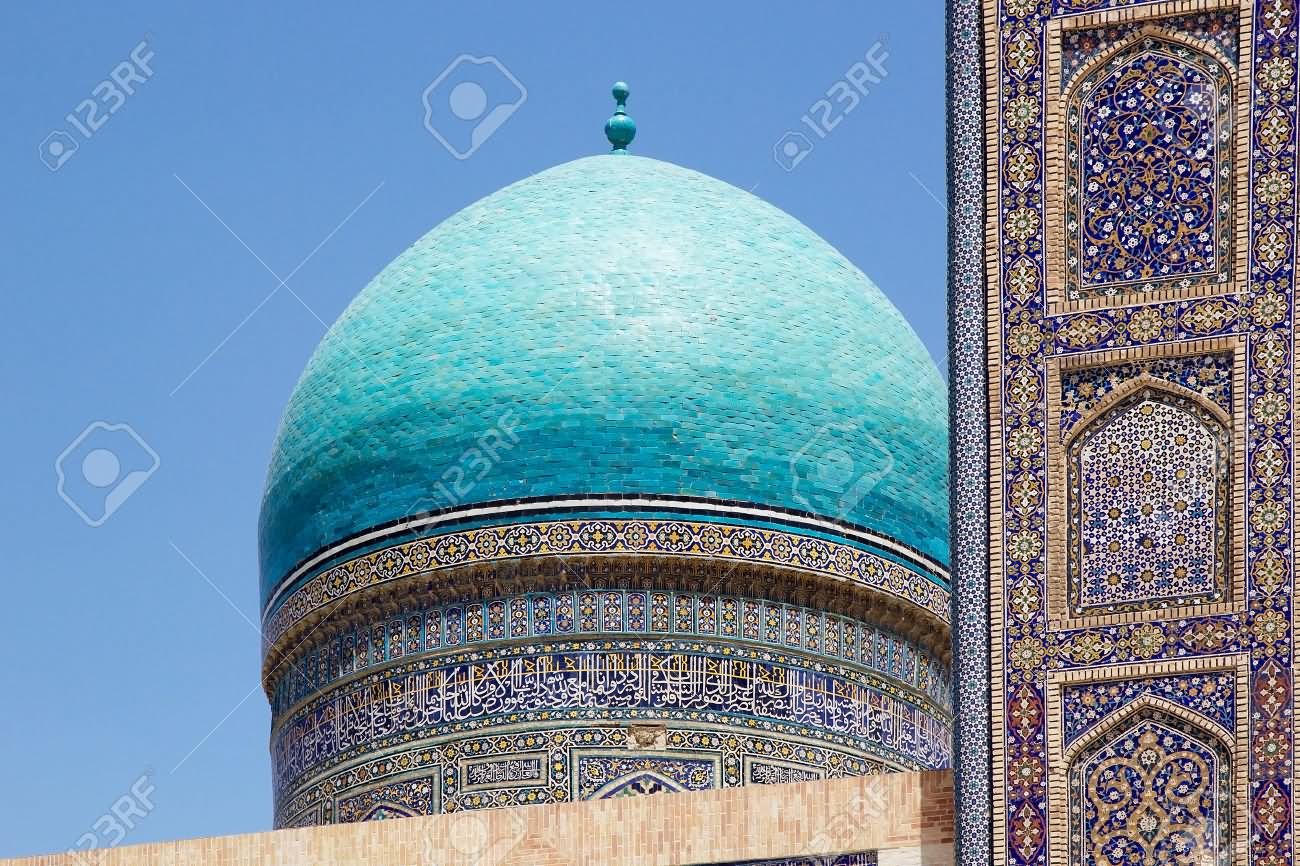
[260,155,948,606]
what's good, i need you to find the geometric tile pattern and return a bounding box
[1058,352,1233,435]
[336,776,437,823]
[973,3,1299,866]
[577,754,716,799]
[1068,711,1232,866]
[1066,35,1234,299]
[275,726,897,828]
[262,516,952,654]
[1061,672,1236,746]
[945,0,993,859]
[1066,388,1231,614]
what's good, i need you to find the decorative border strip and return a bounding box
[1049,295,1245,353]
[270,589,953,715]
[1052,0,1182,16]
[264,495,951,614]
[947,1,993,866]
[269,639,956,795]
[276,723,903,828]
[261,517,953,658]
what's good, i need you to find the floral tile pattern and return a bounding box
[1061,672,1236,745]
[1059,352,1233,436]
[1069,712,1231,866]
[1060,13,1238,88]
[967,2,1299,866]
[1066,35,1234,298]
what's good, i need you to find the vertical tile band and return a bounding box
[946,0,992,863]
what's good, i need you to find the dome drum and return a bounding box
[266,544,953,826]
[260,536,952,693]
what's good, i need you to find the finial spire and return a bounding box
[604,81,636,153]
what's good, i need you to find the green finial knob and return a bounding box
[604,81,636,153]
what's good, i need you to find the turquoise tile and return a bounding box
[260,155,949,604]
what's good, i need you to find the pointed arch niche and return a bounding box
[1045,338,1246,629]
[1046,659,1248,866]
[1043,2,1249,315]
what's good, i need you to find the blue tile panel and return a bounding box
[258,155,949,603]
[977,2,1299,866]
[276,724,902,828]
[945,0,992,862]
[269,589,953,715]
[1061,672,1236,747]
[270,640,953,824]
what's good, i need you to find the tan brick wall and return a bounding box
[3,771,954,866]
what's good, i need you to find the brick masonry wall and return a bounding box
[1,772,955,866]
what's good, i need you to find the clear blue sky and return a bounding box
[0,1,947,856]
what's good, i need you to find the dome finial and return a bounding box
[604,81,636,154]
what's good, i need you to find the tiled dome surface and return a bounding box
[259,155,948,604]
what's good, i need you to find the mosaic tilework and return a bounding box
[1058,352,1233,435]
[746,758,825,785]
[1053,0,1180,13]
[1061,672,1236,745]
[275,725,895,828]
[262,514,952,829]
[1066,388,1231,614]
[258,154,950,596]
[945,0,992,861]
[1059,13,1238,88]
[1066,35,1234,299]
[261,516,951,655]
[270,590,951,715]
[577,755,716,798]
[336,776,437,823]
[979,3,1298,866]
[1069,711,1231,866]
[1052,294,1242,352]
[462,755,545,791]
[1049,615,1248,668]
[270,641,952,801]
